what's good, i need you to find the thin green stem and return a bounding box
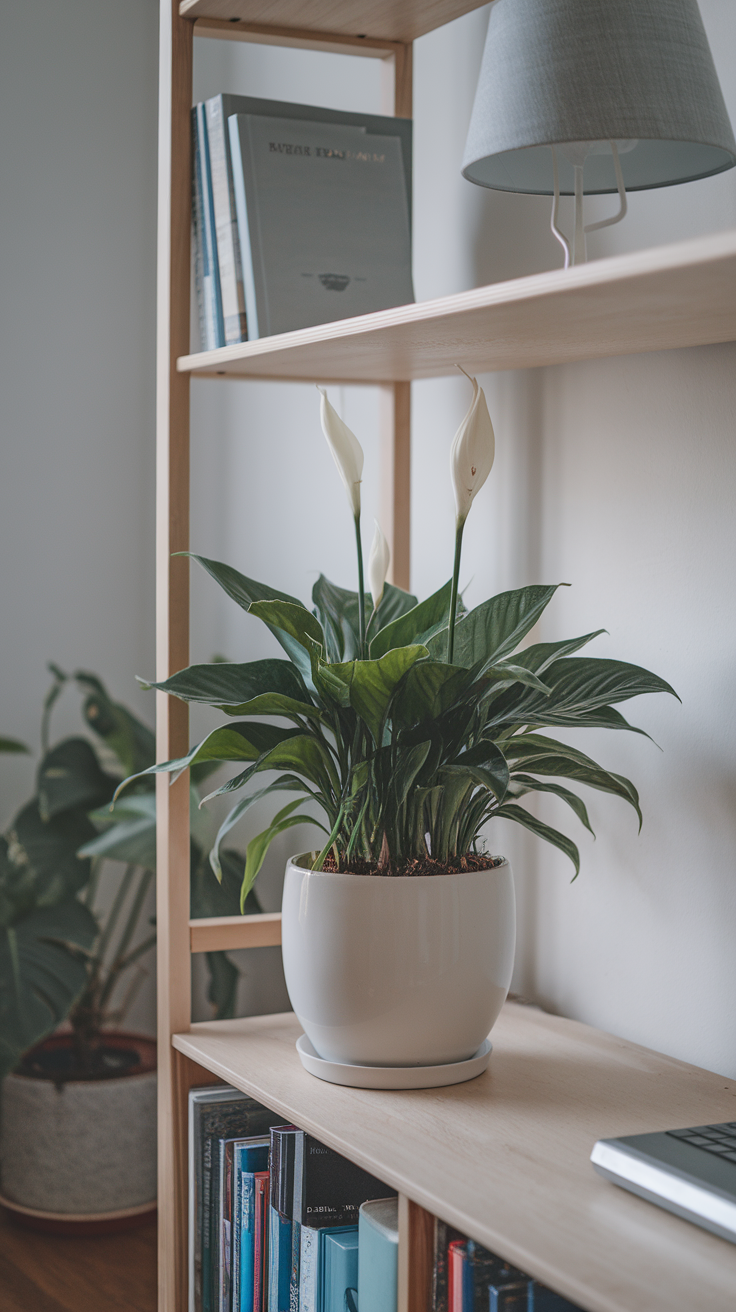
[447,521,465,664]
[354,515,366,656]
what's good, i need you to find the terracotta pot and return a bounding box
[281,853,516,1067]
[0,1031,156,1232]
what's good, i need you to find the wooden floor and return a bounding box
[0,1209,157,1312]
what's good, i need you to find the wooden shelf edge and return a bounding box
[178,230,736,383]
[189,912,282,953]
[178,0,487,44]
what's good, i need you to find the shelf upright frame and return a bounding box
[156,6,415,1308]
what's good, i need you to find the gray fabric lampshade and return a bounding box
[462,0,736,196]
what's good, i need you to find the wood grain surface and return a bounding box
[173,1003,736,1312]
[179,0,486,42]
[178,231,736,383]
[189,912,282,952]
[0,1208,156,1312]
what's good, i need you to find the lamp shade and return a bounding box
[462,0,736,196]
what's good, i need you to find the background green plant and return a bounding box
[125,555,677,910]
[0,668,259,1079]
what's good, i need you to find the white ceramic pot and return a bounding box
[281,854,515,1067]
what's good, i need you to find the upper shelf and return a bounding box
[178,231,736,384]
[174,1003,736,1312]
[179,1,486,43]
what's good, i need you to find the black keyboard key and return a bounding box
[682,1136,712,1146]
[702,1142,731,1153]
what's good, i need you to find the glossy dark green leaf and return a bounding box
[446,740,509,801]
[0,898,98,1078]
[428,584,562,669]
[330,646,428,741]
[512,631,606,674]
[208,776,307,880]
[511,657,679,719]
[80,794,158,868]
[392,741,432,810]
[371,582,419,631]
[141,659,308,707]
[37,737,116,822]
[503,733,642,826]
[369,580,452,659]
[115,722,300,795]
[495,803,581,876]
[185,554,313,680]
[247,600,324,653]
[391,661,472,727]
[311,575,367,663]
[510,774,594,835]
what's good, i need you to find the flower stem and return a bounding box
[355,515,366,656]
[447,520,465,664]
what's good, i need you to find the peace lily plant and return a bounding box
[120,377,676,919]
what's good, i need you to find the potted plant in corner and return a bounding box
[123,377,677,1088]
[0,668,262,1231]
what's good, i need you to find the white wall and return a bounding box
[0,0,159,1032]
[3,2,735,1068]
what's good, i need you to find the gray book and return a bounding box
[228,113,414,339]
[205,96,248,345]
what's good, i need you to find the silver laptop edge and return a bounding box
[591,1138,736,1244]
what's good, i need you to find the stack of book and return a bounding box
[432,1221,584,1312]
[189,1086,398,1312]
[192,94,414,349]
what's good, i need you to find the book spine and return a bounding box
[447,1241,466,1312]
[191,106,208,354]
[253,1173,269,1312]
[196,103,224,349]
[239,1173,257,1312]
[232,1161,242,1312]
[267,1205,292,1312]
[202,1132,214,1312]
[289,1219,301,1312]
[227,115,259,340]
[206,97,247,345]
[219,1141,233,1312]
[298,1225,319,1312]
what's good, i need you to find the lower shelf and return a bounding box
[173,1003,736,1312]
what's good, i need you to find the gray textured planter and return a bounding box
[0,1032,156,1218]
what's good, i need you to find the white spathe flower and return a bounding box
[450,373,495,528]
[368,520,391,610]
[318,387,364,519]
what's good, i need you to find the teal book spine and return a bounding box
[267,1206,292,1312]
[321,1227,359,1312]
[358,1199,398,1312]
[237,1174,256,1312]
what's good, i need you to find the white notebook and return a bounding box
[228,113,414,339]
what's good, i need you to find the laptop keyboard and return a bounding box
[667,1122,736,1163]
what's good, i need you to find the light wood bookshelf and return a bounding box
[157,4,736,1310]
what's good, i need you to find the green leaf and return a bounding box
[37,737,116,822]
[369,580,453,659]
[247,600,324,654]
[74,671,156,776]
[7,800,95,909]
[502,733,642,827]
[392,661,472,727]
[0,898,98,1079]
[510,774,594,835]
[512,631,606,674]
[185,554,314,681]
[428,584,562,669]
[330,646,428,741]
[509,657,679,722]
[208,776,306,880]
[0,737,29,755]
[141,659,308,707]
[115,722,300,796]
[392,741,432,810]
[240,801,326,910]
[371,582,419,632]
[204,949,239,1020]
[446,740,509,801]
[81,794,158,867]
[192,846,261,919]
[494,803,581,877]
[311,575,367,663]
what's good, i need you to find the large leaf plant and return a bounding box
[120,379,677,911]
[0,669,258,1080]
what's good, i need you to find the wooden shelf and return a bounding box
[179,1,486,43]
[173,1002,736,1312]
[178,231,736,384]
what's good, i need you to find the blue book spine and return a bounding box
[195,102,225,349]
[238,1173,256,1312]
[289,1218,301,1312]
[321,1227,359,1312]
[267,1205,292,1312]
